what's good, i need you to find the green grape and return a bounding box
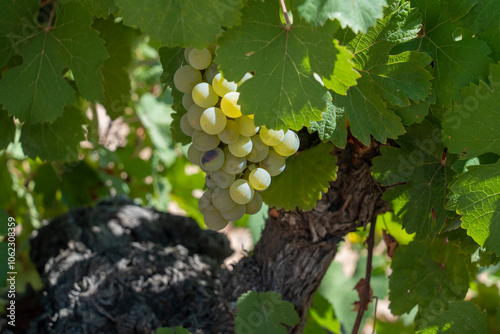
[173,65,202,93]
[235,115,259,136]
[182,93,195,110]
[192,130,220,151]
[274,130,299,157]
[238,72,253,87]
[212,72,237,97]
[203,209,229,231]
[187,144,203,165]
[220,92,242,118]
[204,62,219,84]
[247,135,269,163]
[259,126,285,146]
[229,179,254,205]
[188,47,212,70]
[213,169,235,188]
[249,168,271,191]
[180,113,195,136]
[212,187,237,212]
[228,135,253,157]
[187,104,204,130]
[200,107,227,135]
[218,120,240,144]
[245,191,263,214]
[260,150,286,176]
[198,189,216,212]
[221,147,247,174]
[205,173,217,189]
[200,147,224,172]
[221,203,245,222]
[184,47,194,62]
[192,82,219,108]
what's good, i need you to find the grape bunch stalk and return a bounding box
[175,46,300,231]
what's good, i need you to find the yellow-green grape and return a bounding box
[212,72,238,97]
[221,204,246,222]
[273,130,300,157]
[213,169,236,188]
[222,147,247,174]
[200,107,227,135]
[203,209,229,231]
[212,187,237,212]
[245,191,263,214]
[200,147,224,172]
[184,47,194,62]
[229,179,254,205]
[188,48,212,70]
[192,82,218,108]
[187,144,203,166]
[180,113,195,136]
[220,92,242,118]
[187,104,204,130]
[182,93,195,110]
[228,135,253,157]
[205,173,217,189]
[238,72,253,87]
[247,135,269,163]
[173,65,202,93]
[205,62,219,84]
[198,189,216,212]
[260,150,286,176]
[249,168,271,191]
[218,120,240,144]
[192,130,220,151]
[235,115,259,136]
[259,126,285,146]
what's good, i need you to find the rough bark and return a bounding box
[22,140,387,334]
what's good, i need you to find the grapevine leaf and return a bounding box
[19,106,87,162]
[0,0,39,68]
[159,47,185,87]
[442,63,500,159]
[463,0,500,62]
[295,0,387,33]
[446,0,478,22]
[169,89,192,145]
[406,0,492,107]
[216,0,340,130]
[372,120,456,238]
[322,41,360,95]
[389,240,474,315]
[116,0,243,48]
[332,1,431,145]
[235,291,300,334]
[390,98,431,126]
[0,2,108,123]
[308,99,337,142]
[450,160,500,255]
[261,143,337,211]
[0,109,16,151]
[416,301,489,334]
[77,0,117,18]
[93,18,139,118]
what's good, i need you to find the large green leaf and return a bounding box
[20,106,87,162]
[0,109,16,151]
[450,160,500,255]
[116,0,243,48]
[0,1,108,123]
[389,240,475,315]
[216,0,340,130]
[442,63,500,159]
[405,0,492,107]
[295,0,387,33]
[235,291,300,334]
[372,121,456,238]
[333,1,431,145]
[77,0,117,17]
[261,143,337,211]
[463,0,500,62]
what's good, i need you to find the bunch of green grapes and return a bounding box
[175,47,300,231]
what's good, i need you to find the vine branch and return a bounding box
[279,0,292,29]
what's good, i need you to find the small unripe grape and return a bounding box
[203,209,229,231]
[245,191,263,214]
[212,72,237,97]
[213,169,236,188]
[200,147,225,172]
[221,204,246,222]
[260,150,286,176]
[247,135,269,163]
[228,135,252,157]
[188,48,212,70]
[182,93,195,110]
[212,187,237,212]
[180,113,195,136]
[235,115,259,136]
[187,104,204,130]
[273,130,299,157]
[249,168,271,191]
[259,126,285,146]
[218,120,240,144]
[200,107,227,135]
[187,144,203,166]
[192,130,220,151]
[222,147,247,174]
[229,179,254,205]
[220,92,242,118]
[192,82,218,108]
[174,65,202,93]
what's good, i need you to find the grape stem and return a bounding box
[280,0,292,30]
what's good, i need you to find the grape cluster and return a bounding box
[175,46,300,231]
